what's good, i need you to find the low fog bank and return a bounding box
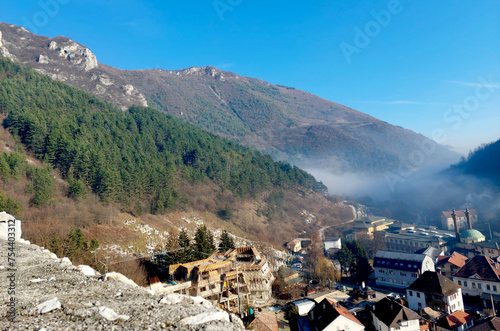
[308,166,500,232]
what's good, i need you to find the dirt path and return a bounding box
[319,204,356,240]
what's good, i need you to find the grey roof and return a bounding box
[407,271,461,296]
[374,251,430,272]
[453,255,500,281]
[415,247,444,260]
[372,297,421,327]
[324,237,340,242]
[475,239,500,249]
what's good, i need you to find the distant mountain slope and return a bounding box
[449,139,500,185]
[0,22,459,176]
[113,66,458,173]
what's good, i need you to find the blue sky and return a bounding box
[2,0,499,154]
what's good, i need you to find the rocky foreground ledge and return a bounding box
[0,239,244,330]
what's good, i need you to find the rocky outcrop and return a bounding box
[0,239,244,330]
[48,39,98,71]
[0,22,147,110]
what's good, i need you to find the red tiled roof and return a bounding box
[333,302,363,326]
[248,312,278,331]
[437,252,468,268]
[438,311,473,329]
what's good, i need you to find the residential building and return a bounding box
[442,209,478,231]
[346,216,395,240]
[277,267,302,288]
[452,255,500,301]
[287,238,303,253]
[406,271,464,314]
[324,237,341,250]
[371,297,429,331]
[292,298,316,316]
[309,298,365,331]
[374,250,435,289]
[436,252,468,278]
[474,240,500,258]
[435,311,474,331]
[416,246,445,262]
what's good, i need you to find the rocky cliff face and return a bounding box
[0,238,244,330]
[0,22,147,110]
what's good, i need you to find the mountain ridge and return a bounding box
[0,21,460,178]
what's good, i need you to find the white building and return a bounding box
[324,237,341,250]
[292,298,316,316]
[374,250,435,289]
[406,271,464,313]
[309,298,364,331]
[372,297,428,331]
[452,255,500,300]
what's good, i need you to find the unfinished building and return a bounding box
[150,246,275,311]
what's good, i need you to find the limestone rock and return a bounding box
[60,257,72,266]
[179,311,230,325]
[104,271,139,287]
[77,265,98,276]
[192,296,213,309]
[37,54,48,64]
[98,306,130,321]
[48,41,57,50]
[159,294,183,305]
[37,298,61,314]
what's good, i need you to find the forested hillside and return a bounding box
[115,66,460,175]
[449,139,500,185]
[0,57,325,214]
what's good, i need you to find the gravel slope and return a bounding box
[0,239,244,330]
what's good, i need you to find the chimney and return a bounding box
[452,209,460,241]
[465,208,472,230]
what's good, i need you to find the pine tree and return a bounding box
[177,229,194,263]
[89,238,100,251]
[194,225,216,259]
[219,230,235,252]
[337,244,354,275]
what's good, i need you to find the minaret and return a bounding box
[452,209,460,241]
[465,208,472,229]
